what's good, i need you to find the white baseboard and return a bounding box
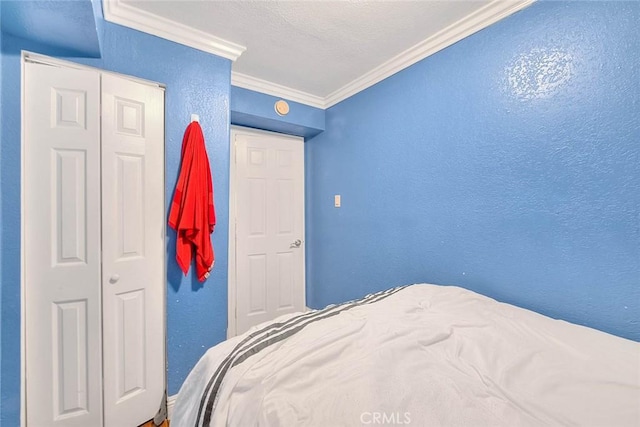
[167,394,177,421]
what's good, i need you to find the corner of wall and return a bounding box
[90,0,106,56]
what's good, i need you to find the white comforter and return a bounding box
[173,284,640,427]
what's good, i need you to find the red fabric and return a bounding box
[168,122,216,281]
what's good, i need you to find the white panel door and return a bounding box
[101,74,165,427]
[233,128,305,335]
[24,62,103,427]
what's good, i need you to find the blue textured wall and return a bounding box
[230,86,325,138]
[1,0,101,57]
[1,20,231,426]
[306,1,640,341]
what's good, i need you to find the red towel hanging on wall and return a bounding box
[168,121,216,282]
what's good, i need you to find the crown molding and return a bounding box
[324,0,534,108]
[102,0,246,61]
[103,0,532,109]
[231,72,326,109]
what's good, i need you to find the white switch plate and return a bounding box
[334,195,341,207]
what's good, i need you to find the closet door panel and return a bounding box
[101,74,165,427]
[24,62,103,427]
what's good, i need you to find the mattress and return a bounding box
[172,284,640,426]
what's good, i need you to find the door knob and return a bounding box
[109,274,120,284]
[290,239,302,248]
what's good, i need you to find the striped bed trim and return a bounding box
[195,286,409,426]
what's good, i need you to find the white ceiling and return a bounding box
[105,0,533,108]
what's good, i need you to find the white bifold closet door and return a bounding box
[24,61,165,427]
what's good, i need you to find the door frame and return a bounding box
[227,126,306,338]
[20,51,167,427]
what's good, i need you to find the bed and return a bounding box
[172,284,640,426]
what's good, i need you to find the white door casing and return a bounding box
[229,127,306,336]
[101,74,165,427]
[23,57,166,427]
[24,62,103,427]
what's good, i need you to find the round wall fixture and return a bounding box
[274,99,290,116]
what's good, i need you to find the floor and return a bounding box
[140,420,169,427]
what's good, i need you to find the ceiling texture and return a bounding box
[104,0,533,108]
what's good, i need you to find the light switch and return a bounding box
[334,195,341,207]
